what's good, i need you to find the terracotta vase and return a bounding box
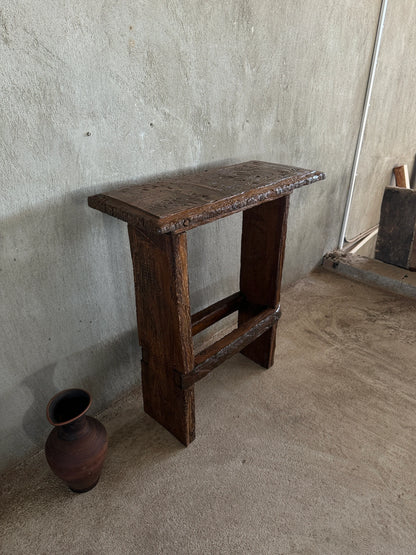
[45,388,108,493]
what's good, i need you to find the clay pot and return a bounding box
[45,388,108,493]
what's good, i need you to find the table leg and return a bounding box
[239,195,290,368]
[128,225,195,445]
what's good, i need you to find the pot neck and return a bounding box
[57,414,89,440]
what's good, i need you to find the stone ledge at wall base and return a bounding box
[322,251,416,300]
[375,187,416,271]
[45,388,108,493]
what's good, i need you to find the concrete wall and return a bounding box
[1,1,382,471]
[346,0,416,242]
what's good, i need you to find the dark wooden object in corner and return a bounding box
[376,187,416,271]
[88,160,325,445]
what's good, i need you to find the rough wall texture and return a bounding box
[0,1,380,471]
[346,0,416,241]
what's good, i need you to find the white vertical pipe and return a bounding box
[338,0,389,249]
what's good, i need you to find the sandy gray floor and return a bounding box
[2,270,416,554]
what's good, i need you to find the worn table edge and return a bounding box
[88,166,326,234]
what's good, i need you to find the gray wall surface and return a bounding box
[1,1,384,471]
[346,0,416,242]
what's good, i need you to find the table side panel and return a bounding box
[128,225,195,444]
[238,195,290,368]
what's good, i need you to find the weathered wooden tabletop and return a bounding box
[88,160,325,234]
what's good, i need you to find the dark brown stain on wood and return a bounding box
[128,225,195,445]
[88,160,325,445]
[88,160,324,234]
[239,195,289,368]
[191,291,244,336]
[179,306,281,390]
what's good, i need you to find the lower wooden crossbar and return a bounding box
[191,291,244,336]
[178,305,281,389]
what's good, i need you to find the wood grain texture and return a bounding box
[89,160,325,444]
[375,187,416,270]
[410,232,416,271]
[128,224,195,445]
[179,306,281,389]
[88,160,325,234]
[191,291,244,336]
[393,165,410,189]
[238,195,290,368]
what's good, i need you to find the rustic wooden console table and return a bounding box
[88,161,324,445]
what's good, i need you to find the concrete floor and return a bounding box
[2,269,416,554]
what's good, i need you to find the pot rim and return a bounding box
[46,388,92,427]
